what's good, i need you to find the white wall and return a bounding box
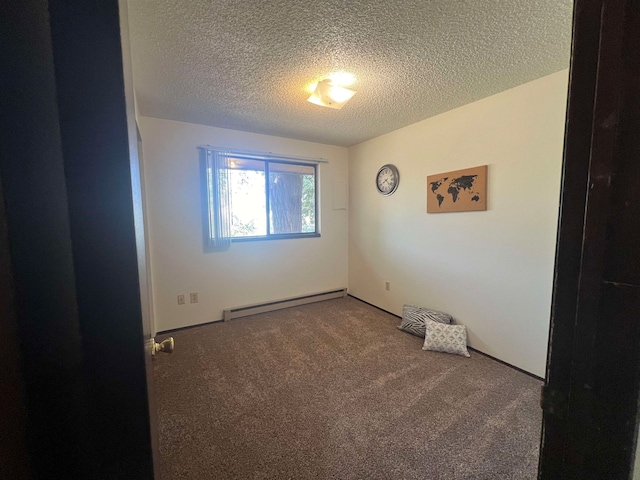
[634,441,640,480]
[139,117,349,332]
[348,70,569,377]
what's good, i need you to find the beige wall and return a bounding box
[348,70,569,377]
[138,117,349,332]
[634,436,640,480]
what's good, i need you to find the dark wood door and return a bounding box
[539,0,640,478]
[0,180,30,479]
[1,0,157,478]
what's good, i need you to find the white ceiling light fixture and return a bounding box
[328,71,356,86]
[307,77,357,110]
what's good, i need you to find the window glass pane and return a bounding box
[204,150,319,242]
[268,163,315,234]
[228,160,266,237]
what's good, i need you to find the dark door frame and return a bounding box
[540,0,640,478]
[2,0,640,479]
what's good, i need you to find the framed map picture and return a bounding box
[427,165,487,213]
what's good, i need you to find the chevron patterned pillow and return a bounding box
[422,319,470,357]
[397,304,452,338]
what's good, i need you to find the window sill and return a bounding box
[231,233,321,242]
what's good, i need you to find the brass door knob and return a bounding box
[152,337,174,355]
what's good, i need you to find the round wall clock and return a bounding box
[375,164,400,196]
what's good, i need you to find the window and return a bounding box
[202,148,319,247]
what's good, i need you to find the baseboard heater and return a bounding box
[223,288,347,322]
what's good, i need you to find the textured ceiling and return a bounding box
[128,0,573,147]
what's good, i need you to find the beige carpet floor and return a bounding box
[153,296,542,479]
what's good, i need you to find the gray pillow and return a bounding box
[397,304,452,338]
[422,319,470,357]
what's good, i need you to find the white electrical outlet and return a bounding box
[385,282,390,291]
[190,292,198,304]
[177,294,186,305]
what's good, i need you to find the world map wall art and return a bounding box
[427,165,487,213]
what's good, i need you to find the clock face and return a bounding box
[376,164,399,195]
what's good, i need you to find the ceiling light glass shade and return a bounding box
[307,79,356,109]
[328,71,356,86]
